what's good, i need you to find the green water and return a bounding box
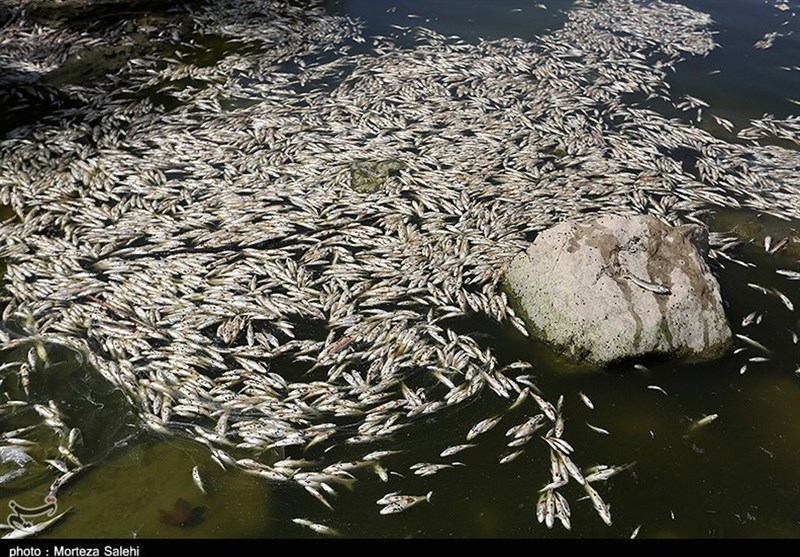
[1,0,800,539]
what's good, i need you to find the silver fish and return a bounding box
[583,462,635,483]
[773,289,794,311]
[192,466,207,495]
[530,393,557,422]
[578,392,594,410]
[688,413,718,432]
[292,518,341,537]
[559,452,585,485]
[586,423,610,435]
[378,492,432,514]
[553,491,571,530]
[466,414,503,441]
[543,435,574,455]
[647,385,668,396]
[624,273,670,295]
[741,311,758,327]
[735,334,773,354]
[776,269,800,280]
[499,450,524,464]
[583,482,612,526]
[440,444,476,457]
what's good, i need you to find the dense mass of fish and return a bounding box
[0,0,799,534]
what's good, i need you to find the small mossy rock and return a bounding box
[503,214,732,366]
[349,159,406,193]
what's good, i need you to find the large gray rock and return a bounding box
[503,215,732,366]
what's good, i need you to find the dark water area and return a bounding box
[1,0,799,540]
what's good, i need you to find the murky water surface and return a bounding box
[1,0,799,539]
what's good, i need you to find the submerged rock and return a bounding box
[503,215,732,366]
[349,159,407,193]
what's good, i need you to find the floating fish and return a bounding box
[741,311,758,327]
[292,518,341,537]
[466,415,503,441]
[499,450,524,464]
[647,385,668,395]
[586,423,610,435]
[583,462,636,483]
[378,492,432,515]
[530,393,557,422]
[578,392,594,410]
[583,482,612,526]
[440,444,476,458]
[688,413,719,432]
[735,334,773,355]
[776,269,800,280]
[192,466,207,495]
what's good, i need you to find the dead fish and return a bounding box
[747,283,771,296]
[373,463,390,482]
[508,387,530,411]
[768,237,788,254]
[530,393,557,422]
[440,444,476,458]
[292,518,341,537]
[647,385,668,395]
[536,490,555,528]
[466,414,503,441]
[688,413,718,432]
[363,450,402,461]
[586,423,610,435]
[158,498,205,527]
[378,492,432,514]
[304,484,335,511]
[192,466,206,495]
[507,415,546,439]
[633,364,649,372]
[499,450,524,464]
[772,289,794,311]
[631,525,642,539]
[559,452,585,485]
[764,235,773,252]
[749,356,769,363]
[741,311,758,327]
[553,491,571,530]
[583,482,612,526]
[776,269,800,280]
[624,273,670,295]
[543,435,574,455]
[578,392,594,410]
[553,415,565,438]
[739,364,748,375]
[410,462,457,476]
[583,462,636,483]
[735,334,773,355]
